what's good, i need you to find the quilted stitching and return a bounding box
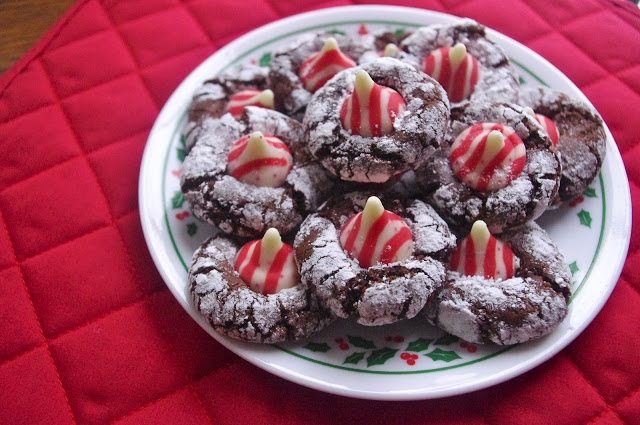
[0,0,639,424]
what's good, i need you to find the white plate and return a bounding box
[139,5,632,400]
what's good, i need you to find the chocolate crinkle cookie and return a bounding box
[304,57,450,183]
[424,221,571,345]
[190,235,334,343]
[399,18,520,105]
[415,101,561,234]
[294,192,456,326]
[268,31,375,120]
[519,86,607,206]
[184,64,271,152]
[180,107,336,238]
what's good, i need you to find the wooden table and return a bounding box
[0,0,76,74]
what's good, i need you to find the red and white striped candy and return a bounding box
[339,196,413,268]
[226,131,293,187]
[225,89,274,118]
[299,37,356,93]
[234,228,299,295]
[424,43,479,103]
[524,107,560,147]
[449,220,517,279]
[450,123,527,191]
[340,69,407,137]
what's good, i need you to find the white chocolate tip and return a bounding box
[470,220,490,245]
[362,196,385,222]
[485,130,505,156]
[322,37,340,52]
[246,131,269,158]
[355,69,375,98]
[523,106,536,117]
[383,43,399,57]
[262,228,283,256]
[257,89,274,108]
[450,42,468,68]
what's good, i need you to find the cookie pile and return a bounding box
[182,18,606,345]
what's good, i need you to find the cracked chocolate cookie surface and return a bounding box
[294,192,456,326]
[190,235,334,343]
[424,222,571,345]
[180,107,336,238]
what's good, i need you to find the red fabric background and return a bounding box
[1,0,639,424]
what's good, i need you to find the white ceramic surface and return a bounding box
[139,5,632,400]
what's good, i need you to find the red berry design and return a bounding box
[175,211,189,220]
[460,342,468,348]
[335,337,345,344]
[339,344,349,351]
[394,336,404,343]
[569,196,585,207]
[171,169,181,177]
[400,352,418,365]
[358,24,368,35]
[467,345,478,353]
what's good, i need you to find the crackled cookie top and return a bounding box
[450,123,526,191]
[400,19,519,105]
[226,131,293,187]
[339,196,413,268]
[190,234,334,344]
[304,57,449,183]
[339,70,407,137]
[450,220,518,279]
[295,192,456,326]
[424,43,479,102]
[234,228,299,294]
[425,222,571,345]
[520,87,606,205]
[299,37,356,93]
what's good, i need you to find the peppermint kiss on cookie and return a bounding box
[424,42,479,103]
[381,43,400,57]
[234,228,299,295]
[339,196,413,268]
[299,37,356,93]
[226,131,293,187]
[524,106,560,147]
[449,220,517,279]
[340,69,407,138]
[450,123,526,191]
[225,89,274,119]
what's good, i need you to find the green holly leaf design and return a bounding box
[348,335,376,350]
[177,135,187,162]
[394,28,406,38]
[578,210,592,228]
[569,261,579,276]
[327,29,346,35]
[425,348,462,363]
[303,342,331,353]
[259,52,272,67]
[405,338,433,352]
[434,334,460,346]
[187,222,197,237]
[171,191,185,209]
[343,351,366,365]
[366,347,398,367]
[518,76,526,85]
[584,187,597,198]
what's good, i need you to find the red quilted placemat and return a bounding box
[1,0,639,424]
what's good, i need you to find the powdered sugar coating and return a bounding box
[190,235,334,343]
[181,107,336,238]
[416,102,561,234]
[184,64,269,151]
[425,221,570,345]
[294,192,456,325]
[400,19,519,106]
[519,86,606,205]
[304,57,450,183]
[268,32,376,120]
